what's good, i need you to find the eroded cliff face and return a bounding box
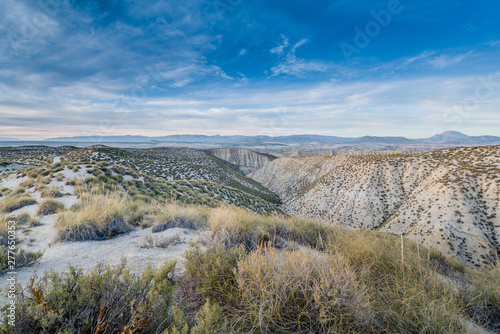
[207,148,276,175]
[250,146,500,268]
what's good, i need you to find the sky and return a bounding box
[0,0,499,140]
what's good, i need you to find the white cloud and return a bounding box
[427,51,474,69]
[270,36,327,77]
[270,34,289,55]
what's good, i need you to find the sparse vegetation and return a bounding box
[1,144,499,333]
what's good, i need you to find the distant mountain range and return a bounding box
[0,137,19,141]
[44,131,500,146]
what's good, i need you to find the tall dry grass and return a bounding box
[235,247,372,333]
[56,192,132,241]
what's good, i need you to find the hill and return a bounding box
[250,145,500,268]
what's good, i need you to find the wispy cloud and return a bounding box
[270,36,328,77]
[427,51,474,69]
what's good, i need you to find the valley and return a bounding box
[251,145,500,268]
[0,144,499,333]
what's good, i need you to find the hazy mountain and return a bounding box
[0,137,19,141]
[44,132,500,146]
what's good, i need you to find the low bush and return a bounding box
[140,232,182,249]
[184,243,246,306]
[0,260,176,333]
[0,246,43,273]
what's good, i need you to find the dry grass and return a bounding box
[37,199,64,216]
[40,186,63,198]
[55,192,132,241]
[208,205,330,250]
[0,195,37,213]
[181,206,500,333]
[235,247,372,333]
[139,232,182,248]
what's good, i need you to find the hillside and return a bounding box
[63,146,279,204]
[250,145,500,268]
[0,145,498,333]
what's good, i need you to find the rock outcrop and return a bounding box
[207,148,276,175]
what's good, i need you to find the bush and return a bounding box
[1,260,176,333]
[65,178,83,186]
[140,233,181,249]
[184,243,246,306]
[37,199,64,216]
[0,246,43,273]
[9,213,39,227]
[164,300,228,334]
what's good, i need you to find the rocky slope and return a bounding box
[206,148,276,174]
[250,145,500,268]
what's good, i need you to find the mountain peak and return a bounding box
[435,131,468,138]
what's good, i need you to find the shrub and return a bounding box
[65,178,83,186]
[9,213,39,227]
[184,243,246,306]
[140,233,181,249]
[164,300,228,334]
[1,260,176,333]
[0,246,43,273]
[37,199,64,216]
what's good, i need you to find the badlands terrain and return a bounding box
[0,144,498,333]
[251,145,500,268]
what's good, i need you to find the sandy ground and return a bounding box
[0,220,209,305]
[1,165,209,306]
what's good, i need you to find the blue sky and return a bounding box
[0,0,499,140]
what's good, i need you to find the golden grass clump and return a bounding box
[56,192,132,241]
[235,247,372,333]
[40,186,63,198]
[37,199,65,216]
[0,195,37,213]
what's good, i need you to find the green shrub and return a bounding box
[164,300,228,334]
[184,243,246,306]
[1,260,176,333]
[0,246,43,273]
